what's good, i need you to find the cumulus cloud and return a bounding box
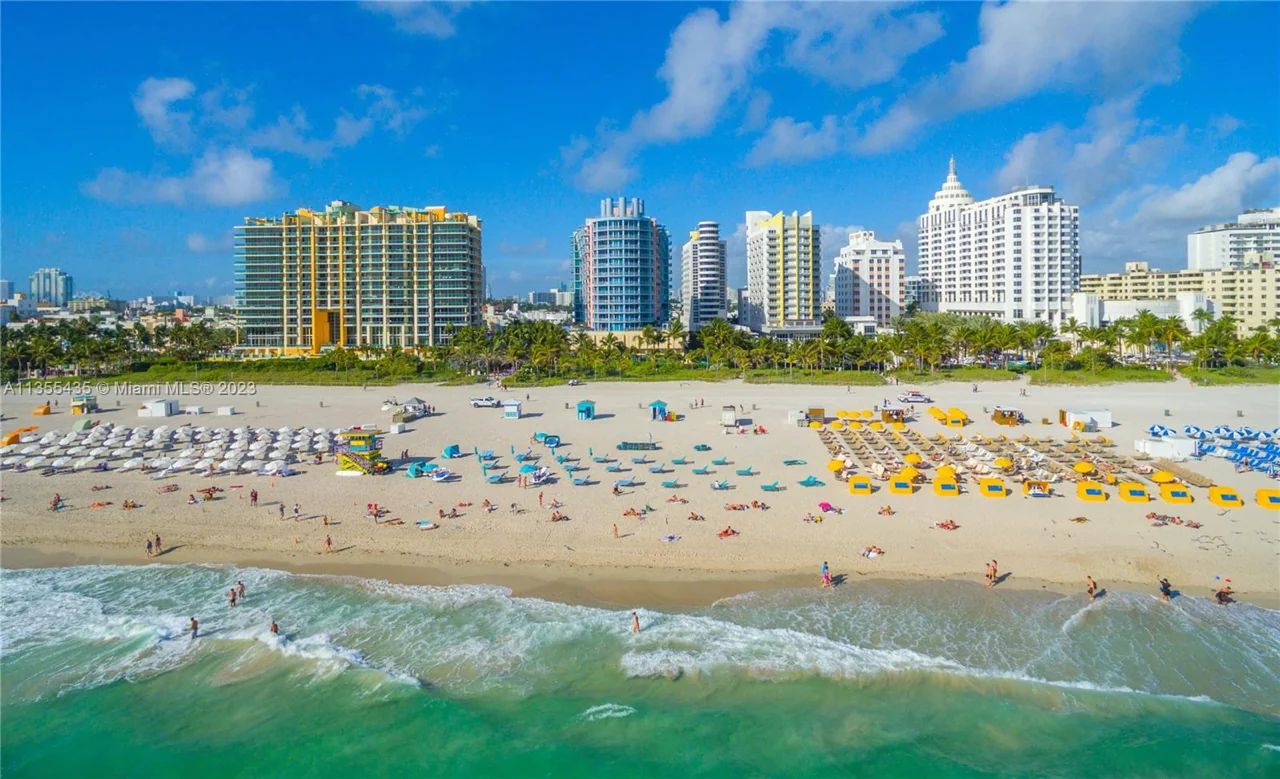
[1134,152,1280,224]
[564,2,941,190]
[859,2,1200,152]
[133,77,197,150]
[361,1,468,38]
[746,115,843,167]
[82,148,280,206]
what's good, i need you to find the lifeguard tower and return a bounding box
[71,394,99,415]
[336,428,389,474]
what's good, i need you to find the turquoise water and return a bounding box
[2,565,1278,777]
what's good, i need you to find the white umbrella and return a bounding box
[50,456,71,469]
[43,447,64,458]
[264,460,285,475]
[239,459,263,472]
[39,433,58,444]
[216,460,238,473]
[149,457,173,471]
[0,445,14,456]
[19,445,39,455]
[87,447,108,457]
[2,456,24,468]
[118,458,142,471]
[26,456,47,469]
[291,441,307,450]
[19,433,39,443]
[65,445,86,456]
[193,458,214,471]
[169,458,192,471]
[74,457,97,471]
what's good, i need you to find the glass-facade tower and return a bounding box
[572,197,670,331]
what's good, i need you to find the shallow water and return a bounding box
[2,565,1278,777]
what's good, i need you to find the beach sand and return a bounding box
[2,377,1277,606]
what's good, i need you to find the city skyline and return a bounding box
[2,2,1278,298]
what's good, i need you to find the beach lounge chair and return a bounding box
[760,481,783,492]
[617,478,638,488]
[782,459,806,466]
[711,480,731,491]
[711,457,729,466]
[671,457,691,465]
[649,463,668,474]
[691,465,712,475]
[606,463,625,472]
[735,467,755,476]
[631,456,650,464]
[572,475,591,486]
[661,480,683,489]
[479,449,495,461]
[798,475,824,487]
[592,455,612,463]
[693,444,711,452]
[486,473,505,484]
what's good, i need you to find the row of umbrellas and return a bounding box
[1149,424,1279,441]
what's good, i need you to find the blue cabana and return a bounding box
[649,400,668,421]
[577,400,597,421]
[442,444,462,459]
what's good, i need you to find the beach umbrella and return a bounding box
[2,456,24,468]
[25,456,47,469]
[827,459,845,472]
[239,460,263,472]
[0,445,16,456]
[50,457,71,469]
[520,463,537,474]
[74,457,97,471]
[899,466,920,480]
[994,457,1014,469]
[19,445,39,455]
[904,453,923,465]
[1073,461,1094,474]
[1151,470,1176,484]
[936,465,957,479]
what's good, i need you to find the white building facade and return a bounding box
[743,210,821,334]
[829,230,905,327]
[917,159,1080,326]
[680,221,727,332]
[1070,291,1213,334]
[1187,207,1279,270]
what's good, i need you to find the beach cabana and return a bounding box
[442,444,462,459]
[1208,486,1243,509]
[991,406,1023,427]
[880,405,906,423]
[649,400,669,421]
[1117,482,1150,503]
[576,400,597,421]
[1076,480,1107,502]
[1256,489,1280,511]
[848,475,873,496]
[888,476,915,495]
[1022,480,1051,497]
[933,479,960,497]
[71,394,99,415]
[502,399,522,420]
[1160,483,1193,504]
[978,478,1009,498]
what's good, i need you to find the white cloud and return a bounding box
[1209,114,1243,139]
[186,231,234,253]
[82,147,280,206]
[244,85,418,160]
[356,84,426,136]
[564,2,941,190]
[362,1,468,38]
[1135,152,1280,224]
[746,115,842,167]
[133,77,196,150]
[200,85,254,131]
[740,91,772,133]
[859,3,1200,152]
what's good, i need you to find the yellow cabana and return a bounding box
[898,466,920,482]
[994,456,1014,469]
[1208,486,1243,509]
[904,453,923,465]
[888,478,915,495]
[1150,470,1177,484]
[1077,480,1107,502]
[1256,489,1280,511]
[827,458,846,472]
[1117,482,1150,503]
[978,477,1009,498]
[1160,483,1193,504]
[934,479,960,497]
[848,475,873,496]
[1073,461,1094,474]
[1022,480,1051,497]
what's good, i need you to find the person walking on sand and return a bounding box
[821,561,832,588]
[249,489,258,507]
[154,534,163,556]
[189,617,199,639]
[293,503,301,520]
[145,538,153,558]
[631,612,641,634]
[538,491,544,508]
[278,504,285,521]
[1086,576,1098,602]
[613,522,619,538]
[323,535,333,554]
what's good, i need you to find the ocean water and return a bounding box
[2,565,1278,778]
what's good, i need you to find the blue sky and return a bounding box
[3,1,1278,299]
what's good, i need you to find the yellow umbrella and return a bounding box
[904,453,923,465]
[869,421,884,431]
[850,421,863,431]
[1073,461,1094,474]
[827,459,845,472]
[994,456,1014,469]
[898,466,920,481]
[1151,470,1176,484]
[936,465,957,479]
[830,421,845,430]
[892,422,907,431]
[808,421,823,429]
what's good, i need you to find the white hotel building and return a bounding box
[680,221,727,332]
[917,158,1080,326]
[829,230,905,327]
[1187,207,1279,270]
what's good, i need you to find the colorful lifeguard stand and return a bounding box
[71,394,99,415]
[502,399,522,420]
[991,406,1023,426]
[649,400,669,421]
[880,405,907,423]
[577,400,597,421]
[336,428,389,474]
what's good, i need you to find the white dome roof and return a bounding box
[929,156,974,212]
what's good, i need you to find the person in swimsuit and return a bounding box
[631,612,641,634]
[145,539,153,558]
[1158,577,1173,603]
[269,620,279,635]
[1086,576,1097,602]
[154,534,162,556]
[236,581,246,602]
[324,535,333,554]
[228,588,237,608]
[821,561,832,588]
[190,617,199,639]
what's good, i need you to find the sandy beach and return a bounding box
[2,377,1277,605]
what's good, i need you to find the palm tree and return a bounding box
[665,317,686,351]
[1153,316,1190,372]
[1060,317,1082,352]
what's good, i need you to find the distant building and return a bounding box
[917,158,1080,326]
[829,230,905,327]
[904,275,925,311]
[1078,260,1277,336]
[681,220,727,332]
[744,210,821,334]
[235,200,484,355]
[29,267,73,307]
[1071,291,1214,335]
[572,197,670,331]
[0,279,13,301]
[1187,207,1279,270]
[528,290,558,305]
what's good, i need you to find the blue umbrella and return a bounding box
[520,464,537,474]
[1212,425,1232,437]
[1183,425,1202,436]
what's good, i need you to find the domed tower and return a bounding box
[928,156,974,213]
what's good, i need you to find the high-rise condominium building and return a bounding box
[572,197,670,331]
[28,267,73,307]
[235,200,483,355]
[829,230,905,327]
[1187,207,1279,270]
[0,280,14,301]
[681,221,727,332]
[744,210,821,334]
[917,158,1080,326]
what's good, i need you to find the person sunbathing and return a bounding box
[623,508,642,518]
[878,505,895,516]
[687,512,705,522]
[549,510,567,522]
[1185,520,1202,529]
[91,485,111,492]
[861,545,885,558]
[90,501,112,509]
[187,494,198,505]
[751,500,769,510]
[934,519,959,531]
[717,526,740,538]
[122,500,138,510]
[803,512,822,523]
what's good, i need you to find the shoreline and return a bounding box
[4,542,1272,611]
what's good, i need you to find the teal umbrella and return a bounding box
[520,464,538,474]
